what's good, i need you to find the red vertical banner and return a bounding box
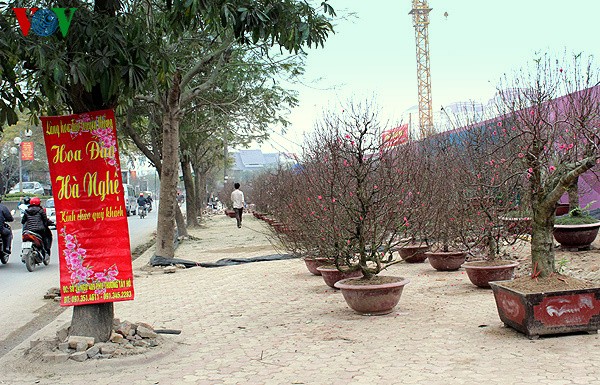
[21,141,34,160]
[40,110,134,306]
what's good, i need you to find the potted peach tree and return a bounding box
[484,53,600,338]
[295,101,417,314]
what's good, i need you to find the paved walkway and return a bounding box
[1,214,599,384]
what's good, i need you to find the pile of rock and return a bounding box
[38,319,161,363]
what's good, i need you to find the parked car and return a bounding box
[44,198,56,229]
[9,181,45,195]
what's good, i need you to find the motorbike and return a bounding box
[0,223,11,265]
[139,204,147,219]
[21,230,50,272]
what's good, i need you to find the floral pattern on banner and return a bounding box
[91,126,118,168]
[70,113,118,170]
[62,228,119,294]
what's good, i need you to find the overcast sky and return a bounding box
[257,0,600,154]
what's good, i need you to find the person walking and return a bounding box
[230,183,245,228]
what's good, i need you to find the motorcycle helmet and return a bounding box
[30,197,41,206]
[140,193,144,196]
[23,197,31,205]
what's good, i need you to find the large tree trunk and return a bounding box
[175,202,189,237]
[155,73,182,258]
[70,303,114,341]
[194,167,207,222]
[181,155,200,227]
[531,202,556,278]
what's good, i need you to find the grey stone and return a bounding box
[30,339,42,348]
[137,322,154,330]
[110,331,124,343]
[86,345,100,358]
[58,342,70,353]
[133,340,149,347]
[43,352,69,363]
[56,326,69,343]
[69,351,88,362]
[67,335,94,349]
[75,341,87,352]
[163,266,177,274]
[137,325,158,339]
[146,339,159,347]
[116,320,134,337]
[99,343,117,355]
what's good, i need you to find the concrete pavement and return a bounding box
[1,214,599,384]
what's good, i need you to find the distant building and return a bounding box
[229,150,296,181]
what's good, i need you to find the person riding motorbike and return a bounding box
[145,194,153,212]
[0,197,14,256]
[21,197,53,258]
[137,193,148,214]
[18,196,30,216]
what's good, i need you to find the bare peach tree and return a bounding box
[452,111,531,260]
[287,101,423,279]
[489,52,600,277]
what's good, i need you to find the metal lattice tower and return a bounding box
[409,0,434,138]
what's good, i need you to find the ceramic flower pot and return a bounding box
[316,266,362,288]
[555,203,570,216]
[397,244,429,263]
[553,222,600,250]
[303,257,333,275]
[462,260,519,288]
[334,276,410,315]
[225,210,236,218]
[425,251,466,271]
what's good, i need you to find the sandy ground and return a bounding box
[1,213,599,384]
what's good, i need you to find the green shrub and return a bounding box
[555,207,599,225]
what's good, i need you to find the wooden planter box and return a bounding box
[490,280,600,339]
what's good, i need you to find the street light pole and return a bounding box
[13,136,23,193]
[12,129,33,193]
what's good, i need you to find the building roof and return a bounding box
[231,150,280,171]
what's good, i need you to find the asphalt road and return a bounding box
[0,207,158,346]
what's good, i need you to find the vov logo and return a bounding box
[13,8,76,37]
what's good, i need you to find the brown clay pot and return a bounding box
[555,203,570,216]
[303,257,333,275]
[462,260,519,288]
[225,210,236,218]
[334,276,410,315]
[316,266,362,288]
[553,223,600,249]
[397,244,429,263]
[271,222,286,233]
[425,251,466,271]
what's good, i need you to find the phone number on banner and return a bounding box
[63,291,133,304]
